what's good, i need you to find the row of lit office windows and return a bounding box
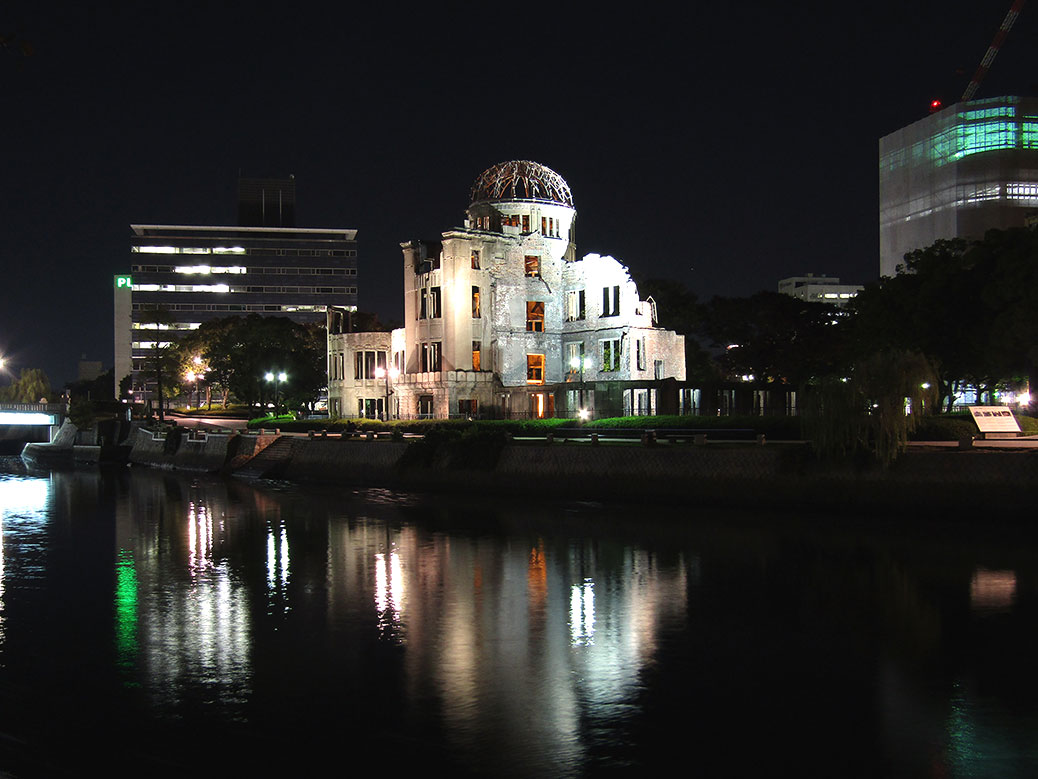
[133,246,356,257]
[133,284,356,294]
[131,264,356,276]
[132,303,328,313]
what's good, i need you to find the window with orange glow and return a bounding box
[526,301,544,332]
[526,354,545,384]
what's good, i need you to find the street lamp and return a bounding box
[569,353,593,418]
[374,364,400,420]
[265,371,287,417]
[184,370,201,410]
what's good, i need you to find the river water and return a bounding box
[1,465,1037,777]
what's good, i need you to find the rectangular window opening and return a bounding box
[526,354,545,384]
[526,301,545,332]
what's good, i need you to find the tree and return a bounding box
[852,229,1038,412]
[178,315,325,413]
[136,307,180,422]
[66,368,114,403]
[0,368,52,403]
[802,350,937,467]
[698,292,849,386]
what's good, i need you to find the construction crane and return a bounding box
[960,0,1027,102]
[929,0,1026,113]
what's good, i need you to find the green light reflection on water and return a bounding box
[114,548,139,685]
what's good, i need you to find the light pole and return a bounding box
[265,371,287,417]
[569,353,592,418]
[374,365,399,421]
[185,370,201,410]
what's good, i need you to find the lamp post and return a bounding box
[374,364,399,421]
[265,371,287,417]
[185,370,201,410]
[569,353,592,418]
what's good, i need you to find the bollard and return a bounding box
[641,430,656,447]
[321,429,327,438]
[590,433,600,446]
[958,436,974,450]
[366,430,375,441]
[757,434,766,447]
[693,434,707,446]
[545,432,554,445]
[308,430,315,439]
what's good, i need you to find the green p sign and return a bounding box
[115,275,132,288]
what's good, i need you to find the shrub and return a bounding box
[909,416,976,441]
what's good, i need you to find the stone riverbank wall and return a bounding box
[127,429,1038,512]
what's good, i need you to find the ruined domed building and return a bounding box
[328,160,685,419]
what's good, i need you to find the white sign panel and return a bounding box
[968,406,1021,433]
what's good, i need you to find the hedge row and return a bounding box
[245,411,1038,441]
[246,414,804,438]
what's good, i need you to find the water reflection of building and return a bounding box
[969,568,1016,612]
[115,474,253,709]
[324,514,691,773]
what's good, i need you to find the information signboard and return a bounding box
[968,406,1021,434]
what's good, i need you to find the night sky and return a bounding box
[4,2,1036,387]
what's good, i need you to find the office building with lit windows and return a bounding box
[879,95,1038,278]
[115,191,358,400]
[777,274,862,307]
[327,160,684,420]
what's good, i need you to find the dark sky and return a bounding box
[3,2,1036,387]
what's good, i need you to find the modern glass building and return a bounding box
[879,95,1038,278]
[115,223,357,401]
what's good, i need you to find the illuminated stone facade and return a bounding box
[359,160,686,419]
[326,309,405,419]
[879,95,1038,277]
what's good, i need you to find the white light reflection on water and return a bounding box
[187,500,214,574]
[374,550,405,639]
[0,475,51,646]
[570,579,595,646]
[266,520,290,614]
[119,483,253,715]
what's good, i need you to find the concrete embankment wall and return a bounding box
[281,438,410,484]
[130,428,237,471]
[128,429,1038,510]
[276,440,1038,510]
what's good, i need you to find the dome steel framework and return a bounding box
[470,160,573,207]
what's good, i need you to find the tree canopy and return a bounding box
[851,228,1038,411]
[0,367,52,403]
[176,315,325,411]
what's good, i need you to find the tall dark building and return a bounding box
[115,180,357,401]
[237,177,296,227]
